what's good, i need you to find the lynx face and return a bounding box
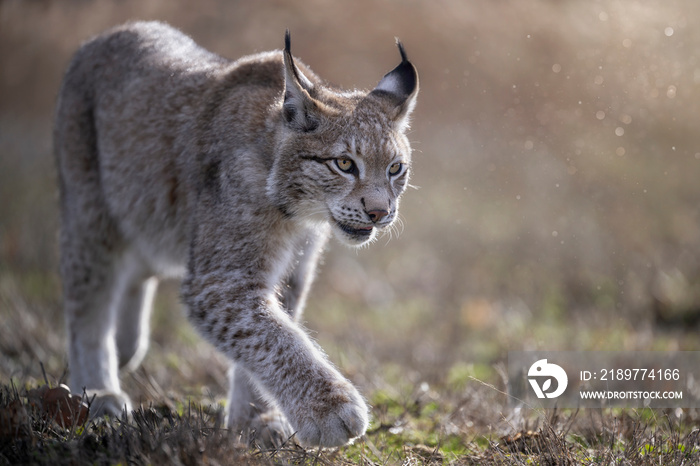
[276,115,412,246]
[306,130,411,246]
[269,34,418,246]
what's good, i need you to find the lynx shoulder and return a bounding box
[54,21,418,447]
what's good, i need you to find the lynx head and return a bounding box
[268,31,419,247]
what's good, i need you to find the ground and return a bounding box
[2,272,700,464]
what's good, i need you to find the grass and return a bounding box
[3,376,700,464]
[3,271,700,465]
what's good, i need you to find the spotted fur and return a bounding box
[54,21,418,448]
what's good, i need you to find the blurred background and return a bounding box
[1,0,699,422]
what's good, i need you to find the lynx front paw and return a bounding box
[291,380,369,447]
[85,390,133,419]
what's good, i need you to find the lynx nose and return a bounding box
[366,209,389,223]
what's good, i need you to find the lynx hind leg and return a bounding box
[227,364,294,448]
[115,270,158,372]
[61,226,149,417]
[55,52,133,418]
[61,232,133,418]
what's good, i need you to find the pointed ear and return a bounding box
[370,39,419,129]
[282,30,319,132]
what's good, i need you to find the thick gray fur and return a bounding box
[54,21,418,448]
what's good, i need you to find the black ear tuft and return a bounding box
[370,39,419,126]
[374,38,418,101]
[282,30,319,132]
[396,38,408,64]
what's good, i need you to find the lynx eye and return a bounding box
[335,158,355,173]
[388,162,403,176]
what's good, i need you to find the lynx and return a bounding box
[54,21,418,448]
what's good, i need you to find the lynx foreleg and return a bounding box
[183,276,368,447]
